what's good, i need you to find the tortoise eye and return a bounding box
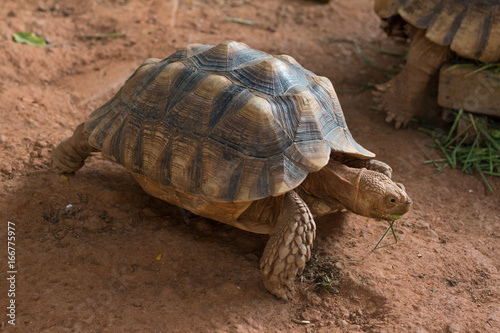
[389,197,397,204]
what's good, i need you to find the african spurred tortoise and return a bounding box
[52,41,412,299]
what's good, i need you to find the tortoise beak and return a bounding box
[397,197,413,216]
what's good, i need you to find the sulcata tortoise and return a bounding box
[374,0,500,128]
[52,41,412,300]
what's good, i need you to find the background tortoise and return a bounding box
[52,40,412,300]
[374,0,500,128]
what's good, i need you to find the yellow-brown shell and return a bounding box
[375,0,500,62]
[84,41,374,203]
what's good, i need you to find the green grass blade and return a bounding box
[442,63,475,73]
[354,43,397,74]
[446,109,463,142]
[373,221,398,251]
[475,161,493,192]
[370,47,406,57]
[444,123,473,148]
[461,134,479,172]
[435,139,455,168]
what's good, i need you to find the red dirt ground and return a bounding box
[0,0,499,332]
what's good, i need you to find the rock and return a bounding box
[447,323,461,333]
[439,63,500,117]
[416,219,430,229]
[1,164,12,174]
[243,253,259,262]
[193,220,213,235]
[301,308,322,323]
[85,215,108,231]
[141,207,159,217]
[35,140,48,148]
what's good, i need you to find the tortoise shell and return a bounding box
[84,40,374,204]
[375,0,500,62]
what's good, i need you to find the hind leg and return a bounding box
[52,123,98,173]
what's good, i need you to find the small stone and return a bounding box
[1,164,12,174]
[111,222,124,231]
[416,220,430,229]
[55,229,68,240]
[447,323,460,333]
[85,215,107,231]
[35,140,48,148]
[301,308,322,323]
[25,118,39,128]
[193,220,213,235]
[0,135,6,143]
[141,207,158,217]
[337,319,348,327]
[243,253,259,262]
[132,300,144,307]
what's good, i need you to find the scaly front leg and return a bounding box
[331,154,393,178]
[260,190,316,300]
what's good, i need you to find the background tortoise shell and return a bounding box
[375,0,500,62]
[84,41,374,206]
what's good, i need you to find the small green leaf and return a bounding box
[13,32,47,47]
[391,214,402,220]
[490,129,500,139]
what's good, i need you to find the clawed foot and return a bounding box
[341,158,393,178]
[363,159,393,178]
[261,267,296,301]
[373,82,414,129]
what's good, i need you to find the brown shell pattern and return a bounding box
[378,0,500,62]
[84,41,374,203]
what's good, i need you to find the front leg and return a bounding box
[260,190,315,300]
[331,154,393,178]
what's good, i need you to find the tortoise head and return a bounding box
[301,160,412,221]
[352,170,412,221]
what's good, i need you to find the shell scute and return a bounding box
[209,96,290,158]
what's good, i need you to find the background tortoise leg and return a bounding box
[51,123,98,173]
[260,190,316,300]
[374,26,451,129]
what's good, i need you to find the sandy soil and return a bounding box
[0,0,499,332]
